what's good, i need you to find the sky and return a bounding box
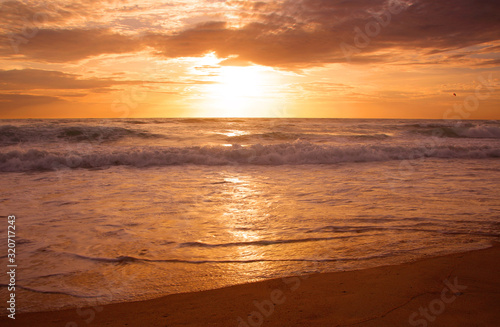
[0,0,499,119]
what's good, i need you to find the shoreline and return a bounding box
[6,242,500,326]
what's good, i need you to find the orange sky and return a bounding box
[0,0,499,119]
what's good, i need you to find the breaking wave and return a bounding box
[1,142,499,172]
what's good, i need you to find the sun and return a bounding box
[200,65,280,117]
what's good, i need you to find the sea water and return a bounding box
[1,118,499,313]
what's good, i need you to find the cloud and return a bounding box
[148,0,500,67]
[0,93,64,111]
[0,69,142,91]
[147,21,340,67]
[219,56,254,66]
[0,28,146,62]
[0,0,498,67]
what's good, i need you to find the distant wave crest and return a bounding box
[225,132,391,143]
[0,124,164,145]
[410,123,500,139]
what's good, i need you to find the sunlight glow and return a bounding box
[220,130,248,137]
[200,65,281,117]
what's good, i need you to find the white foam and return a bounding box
[1,143,499,172]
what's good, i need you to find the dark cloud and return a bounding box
[0,69,141,91]
[147,21,340,67]
[149,0,500,67]
[0,28,145,62]
[0,0,498,67]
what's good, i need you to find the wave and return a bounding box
[226,132,303,142]
[226,132,391,142]
[0,124,164,145]
[307,225,500,238]
[1,142,499,171]
[124,120,150,125]
[0,284,103,298]
[348,133,391,140]
[458,125,500,138]
[177,118,245,123]
[410,123,500,139]
[66,252,391,265]
[179,235,359,248]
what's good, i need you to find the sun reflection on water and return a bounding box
[216,172,273,262]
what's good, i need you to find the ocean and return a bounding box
[1,118,499,313]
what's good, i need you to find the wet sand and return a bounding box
[8,243,500,326]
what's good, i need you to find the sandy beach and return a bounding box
[6,242,499,327]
